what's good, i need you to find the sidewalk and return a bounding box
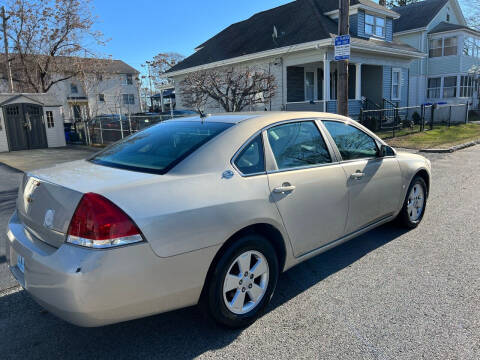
[0,146,98,173]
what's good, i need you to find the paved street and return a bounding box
[0,147,478,359]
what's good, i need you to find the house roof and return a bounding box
[0,55,139,75]
[0,93,62,107]
[393,0,449,33]
[428,21,480,35]
[169,0,409,74]
[322,0,399,16]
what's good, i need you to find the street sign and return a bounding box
[334,35,350,61]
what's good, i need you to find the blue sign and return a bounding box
[334,35,351,61]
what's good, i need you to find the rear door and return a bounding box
[322,120,402,234]
[265,120,348,257]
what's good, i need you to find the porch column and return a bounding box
[323,59,330,112]
[355,63,362,100]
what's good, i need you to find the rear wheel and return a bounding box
[397,176,427,228]
[201,234,279,328]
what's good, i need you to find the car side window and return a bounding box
[234,134,265,175]
[267,121,332,170]
[323,121,378,160]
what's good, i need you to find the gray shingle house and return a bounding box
[168,0,478,117]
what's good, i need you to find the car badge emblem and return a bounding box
[222,170,234,179]
[44,209,55,229]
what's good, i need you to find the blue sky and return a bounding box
[91,0,292,71]
[92,0,471,73]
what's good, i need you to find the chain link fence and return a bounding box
[359,103,470,139]
[65,113,190,146]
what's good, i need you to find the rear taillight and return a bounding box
[67,193,143,248]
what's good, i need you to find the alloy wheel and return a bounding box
[407,183,425,222]
[222,250,269,315]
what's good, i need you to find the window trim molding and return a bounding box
[391,68,402,101]
[364,12,386,39]
[231,133,267,177]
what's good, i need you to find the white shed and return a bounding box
[0,93,65,152]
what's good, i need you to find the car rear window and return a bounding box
[90,121,233,174]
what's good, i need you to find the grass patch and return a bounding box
[381,123,480,149]
[376,125,422,139]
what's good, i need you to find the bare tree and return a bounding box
[149,52,184,89]
[5,0,105,93]
[465,1,480,30]
[180,66,277,113]
[386,0,419,6]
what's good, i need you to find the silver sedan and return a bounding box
[6,112,431,328]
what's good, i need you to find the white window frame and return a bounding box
[365,13,386,38]
[443,37,457,56]
[304,71,315,101]
[460,75,474,98]
[442,76,457,98]
[122,94,135,105]
[430,36,458,58]
[427,77,441,99]
[391,68,402,101]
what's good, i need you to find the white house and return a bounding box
[0,57,142,123]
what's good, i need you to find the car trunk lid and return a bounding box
[17,160,160,248]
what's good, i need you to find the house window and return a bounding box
[463,37,480,58]
[365,14,385,38]
[305,71,314,101]
[427,77,441,98]
[70,83,78,94]
[446,14,450,22]
[97,74,103,82]
[429,39,443,57]
[392,69,401,100]
[443,37,457,56]
[98,94,105,102]
[460,75,474,97]
[443,76,457,98]
[125,74,133,85]
[46,111,54,128]
[122,94,135,105]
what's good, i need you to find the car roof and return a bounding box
[169,112,351,126]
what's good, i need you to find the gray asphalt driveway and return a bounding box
[0,147,478,359]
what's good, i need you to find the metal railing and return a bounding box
[359,102,470,139]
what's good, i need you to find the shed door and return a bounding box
[3,103,48,151]
[24,104,48,149]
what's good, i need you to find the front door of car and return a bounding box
[265,120,348,257]
[322,120,402,234]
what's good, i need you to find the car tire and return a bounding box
[397,176,428,229]
[201,234,279,328]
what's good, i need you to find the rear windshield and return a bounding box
[90,121,233,174]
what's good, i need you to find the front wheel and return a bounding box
[397,176,428,228]
[201,234,279,328]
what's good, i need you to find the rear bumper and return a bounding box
[6,211,217,327]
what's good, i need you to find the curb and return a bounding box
[420,139,480,153]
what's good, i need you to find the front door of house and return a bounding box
[3,103,48,151]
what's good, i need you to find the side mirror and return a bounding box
[379,144,394,157]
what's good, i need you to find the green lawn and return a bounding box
[376,125,422,139]
[382,123,480,149]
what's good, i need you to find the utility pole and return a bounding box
[1,6,14,93]
[337,0,349,116]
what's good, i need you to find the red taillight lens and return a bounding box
[67,193,143,248]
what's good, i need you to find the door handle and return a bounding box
[350,172,365,180]
[273,183,296,193]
